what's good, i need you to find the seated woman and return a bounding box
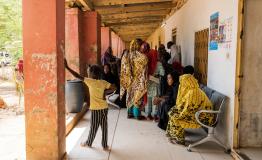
[103,64,119,87]
[153,71,180,130]
[101,47,116,66]
[103,64,121,107]
[140,42,165,120]
[166,66,213,145]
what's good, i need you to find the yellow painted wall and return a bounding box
[147,27,165,50]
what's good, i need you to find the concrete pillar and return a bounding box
[111,31,118,57]
[65,8,85,80]
[82,12,101,66]
[101,27,111,58]
[23,0,66,159]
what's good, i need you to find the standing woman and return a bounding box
[140,42,165,120]
[120,39,148,120]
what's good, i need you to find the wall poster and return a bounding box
[219,17,233,50]
[209,12,219,51]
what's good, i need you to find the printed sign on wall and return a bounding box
[209,12,219,51]
[219,17,233,50]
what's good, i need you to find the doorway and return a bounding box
[172,27,177,45]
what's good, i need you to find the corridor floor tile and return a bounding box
[67,109,234,160]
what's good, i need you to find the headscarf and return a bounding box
[176,74,200,107]
[102,47,115,65]
[174,74,213,128]
[130,40,140,53]
[120,40,148,108]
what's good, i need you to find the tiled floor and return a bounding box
[0,116,26,160]
[239,148,262,160]
[66,109,233,160]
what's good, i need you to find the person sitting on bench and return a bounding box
[166,66,214,145]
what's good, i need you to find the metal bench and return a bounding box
[106,91,121,109]
[187,85,230,153]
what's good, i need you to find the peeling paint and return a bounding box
[31,53,57,75]
[47,93,58,106]
[32,107,46,114]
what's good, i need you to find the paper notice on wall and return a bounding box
[209,12,219,51]
[219,17,233,50]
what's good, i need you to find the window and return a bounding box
[172,28,177,44]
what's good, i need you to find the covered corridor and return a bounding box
[66,108,233,160]
[19,0,262,160]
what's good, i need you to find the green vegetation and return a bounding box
[0,0,22,63]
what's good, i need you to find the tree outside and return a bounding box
[0,0,22,64]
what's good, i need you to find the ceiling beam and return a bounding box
[118,30,153,35]
[119,33,151,37]
[163,0,188,23]
[105,20,160,27]
[101,10,169,20]
[102,15,165,22]
[105,17,163,24]
[112,23,159,28]
[65,0,94,11]
[92,0,173,6]
[78,0,94,11]
[112,24,159,31]
[95,2,174,15]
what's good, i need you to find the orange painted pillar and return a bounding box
[23,0,66,159]
[101,27,111,58]
[82,11,101,67]
[65,8,85,79]
[111,31,118,57]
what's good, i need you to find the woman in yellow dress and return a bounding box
[166,66,213,145]
[120,39,148,119]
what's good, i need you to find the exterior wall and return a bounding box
[239,0,262,147]
[101,27,111,57]
[147,0,239,148]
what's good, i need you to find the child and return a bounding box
[65,59,115,151]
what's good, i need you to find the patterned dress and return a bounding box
[166,74,213,142]
[120,40,148,111]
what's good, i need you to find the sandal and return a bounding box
[136,115,146,120]
[127,114,134,119]
[169,138,185,146]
